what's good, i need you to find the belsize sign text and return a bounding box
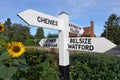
[68,38,94,51]
[18,9,116,80]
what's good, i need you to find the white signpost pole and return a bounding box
[58,12,69,80]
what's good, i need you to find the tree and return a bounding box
[35,28,44,40]
[47,33,58,38]
[4,18,12,38]
[101,13,120,44]
[10,24,32,42]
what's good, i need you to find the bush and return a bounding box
[0,38,4,45]
[70,53,120,80]
[24,39,41,46]
[24,39,35,46]
[23,49,60,80]
[1,46,120,80]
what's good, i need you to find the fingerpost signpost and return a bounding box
[18,9,116,80]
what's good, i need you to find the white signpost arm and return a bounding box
[18,9,63,30]
[58,12,69,80]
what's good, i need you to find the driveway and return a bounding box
[105,47,120,55]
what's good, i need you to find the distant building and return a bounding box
[69,21,95,37]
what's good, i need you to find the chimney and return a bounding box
[90,20,94,28]
[90,21,94,37]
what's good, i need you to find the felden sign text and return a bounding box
[69,22,84,35]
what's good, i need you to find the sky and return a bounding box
[0,0,120,37]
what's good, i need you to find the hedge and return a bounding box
[1,48,120,80]
[70,53,120,80]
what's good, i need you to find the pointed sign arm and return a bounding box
[17,9,63,30]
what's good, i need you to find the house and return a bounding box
[69,21,95,37]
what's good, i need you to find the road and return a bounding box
[105,47,120,55]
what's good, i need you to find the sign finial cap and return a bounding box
[59,11,68,15]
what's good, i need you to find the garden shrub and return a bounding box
[23,49,60,80]
[1,47,120,80]
[24,39,35,46]
[70,53,120,80]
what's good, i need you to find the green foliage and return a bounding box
[10,24,32,42]
[24,38,41,46]
[0,29,28,80]
[35,28,44,40]
[3,18,12,39]
[47,33,58,38]
[2,20,34,43]
[2,18,45,46]
[70,53,120,80]
[0,38,4,45]
[101,13,120,45]
[24,39,35,46]
[23,49,59,80]
[0,65,17,80]
[1,45,120,80]
[0,50,27,80]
